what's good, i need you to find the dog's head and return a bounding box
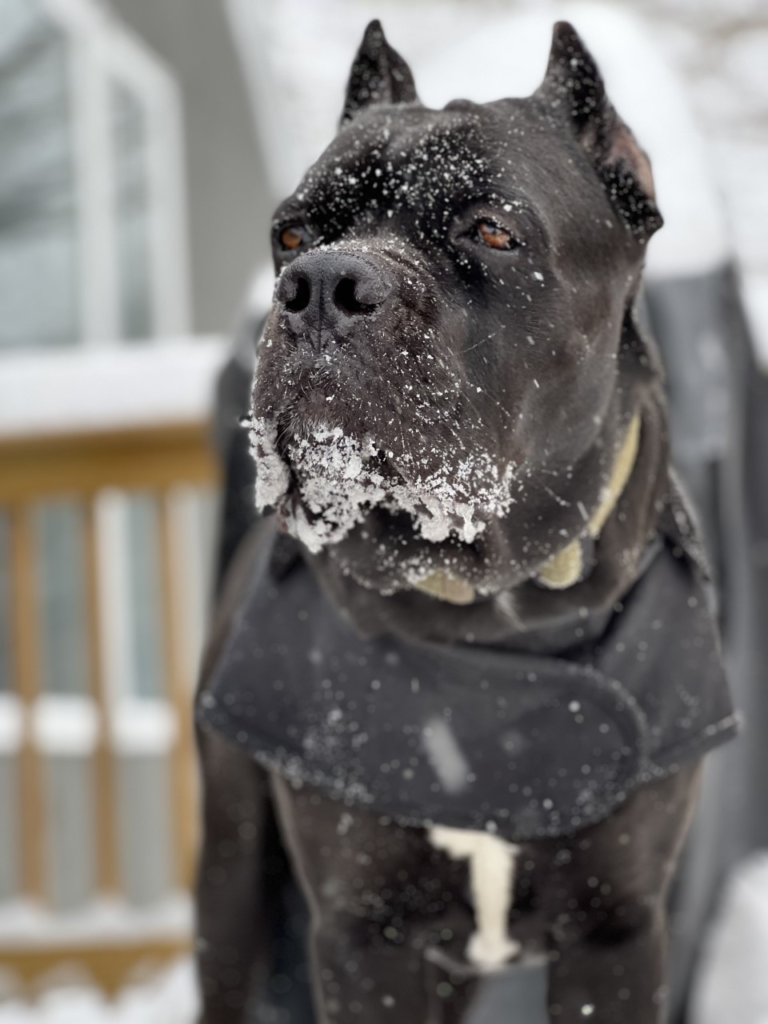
[251,21,664,603]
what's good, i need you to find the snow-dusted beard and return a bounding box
[249,416,517,555]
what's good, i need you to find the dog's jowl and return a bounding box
[196,20,737,1024]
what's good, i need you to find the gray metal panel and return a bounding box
[116,753,174,905]
[34,500,89,697]
[648,265,768,1023]
[0,756,21,901]
[469,967,549,1024]
[45,754,96,910]
[646,275,730,466]
[0,513,11,694]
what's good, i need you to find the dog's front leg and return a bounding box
[309,911,435,1024]
[196,728,274,1023]
[541,762,703,1023]
[547,902,667,1023]
[272,776,477,1024]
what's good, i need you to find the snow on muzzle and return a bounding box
[249,417,517,554]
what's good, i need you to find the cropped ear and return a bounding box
[341,20,418,126]
[537,22,663,240]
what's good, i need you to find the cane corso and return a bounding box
[196,21,736,1024]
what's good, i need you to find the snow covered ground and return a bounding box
[691,854,768,1024]
[0,959,198,1024]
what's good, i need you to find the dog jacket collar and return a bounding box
[198,489,737,842]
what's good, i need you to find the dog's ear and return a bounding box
[538,22,663,240]
[341,20,418,126]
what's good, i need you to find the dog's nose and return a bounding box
[276,252,393,343]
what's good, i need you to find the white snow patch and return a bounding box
[690,852,768,1024]
[250,417,291,512]
[31,697,99,758]
[0,339,226,440]
[0,895,191,948]
[250,417,516,554]
[429,826,521,972]
[741,272,768,373]
[110,700,178,757]
[0,958,197,1024]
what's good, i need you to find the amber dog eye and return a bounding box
[279,225,310,251]
[475,220,517,251]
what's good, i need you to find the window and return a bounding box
[0,0,79,349]
[0,0,189,349]
[112,83,155,342]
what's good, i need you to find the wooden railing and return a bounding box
[0,421,220,992]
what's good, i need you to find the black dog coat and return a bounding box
[198,486,737,842]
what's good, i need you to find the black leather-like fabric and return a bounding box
[198,513,736,842]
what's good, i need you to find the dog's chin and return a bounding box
[318,506,532,599]
[251,398,529,601]
[276,472,528,601]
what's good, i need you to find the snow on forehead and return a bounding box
[298,111,492,212]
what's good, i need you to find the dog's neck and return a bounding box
[413,412,642,605]
[307,378,669,649]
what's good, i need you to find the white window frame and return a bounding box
[41,0,191,345]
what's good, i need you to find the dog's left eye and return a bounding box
[278,224,312,252]
[475,220,517,251]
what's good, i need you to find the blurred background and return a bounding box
[0,0,767,1021]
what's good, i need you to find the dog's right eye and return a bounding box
[278,224,312,252]
[475,220,518,251]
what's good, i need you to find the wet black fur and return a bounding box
[197,21,701,1024]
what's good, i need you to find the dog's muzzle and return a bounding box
[276,250,394,349]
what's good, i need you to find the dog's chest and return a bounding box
[428,825,523,972]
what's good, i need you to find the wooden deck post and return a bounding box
[159,489,199,891]
[85,498,120,894]
[9,505,46,904]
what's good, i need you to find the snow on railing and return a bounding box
[0,338,226,439]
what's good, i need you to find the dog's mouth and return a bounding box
[249,414,518,559]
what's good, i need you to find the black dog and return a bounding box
[196,21,736,1024]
